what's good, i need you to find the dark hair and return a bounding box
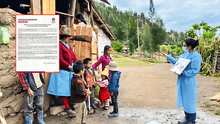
[104,45,111,54]
[73,61,84,73]
[60,35,68,40]
[102,75,109,81]
[76,14,87,25]
[83,58,92,64]
[184,38,199,49]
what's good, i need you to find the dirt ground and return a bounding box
[42,63,220,124]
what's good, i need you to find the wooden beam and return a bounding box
[70,35,92,42]
[85,0,90,12]
[55,11,75,17]
[20,4,30,8]
[100,24,105,28]
[96,18,104,22]
[100,0,111,5]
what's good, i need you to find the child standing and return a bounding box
[96,68,111,110]
[106,61,121,117]
[69,61,91,124]
[83,58,97,113]
[19,73,46,124]
[92,45,113,78]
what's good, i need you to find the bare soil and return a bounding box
[43,63,220,124]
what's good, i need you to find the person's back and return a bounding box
[108,71,121,93]
[106,61,121,117]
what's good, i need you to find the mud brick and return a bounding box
[9,96,25,113]
[0,94,15,108]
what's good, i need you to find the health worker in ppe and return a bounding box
[162,38,202,124]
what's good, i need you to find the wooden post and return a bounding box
[137,18,140,61]
[42,0,55,14]
[67,0,71,26]
[30,0,41,14]
[71,0,77,25]
[87,27,93,59]
[159,50,160,60]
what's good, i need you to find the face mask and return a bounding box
[182,46,187,52]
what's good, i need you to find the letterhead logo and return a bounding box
[52,18,56,23]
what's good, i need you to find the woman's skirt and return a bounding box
[47,70,74,96]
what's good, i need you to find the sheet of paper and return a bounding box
[170,58,191,75]
[16,15,59,73]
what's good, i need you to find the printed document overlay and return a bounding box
[16,15,59,73]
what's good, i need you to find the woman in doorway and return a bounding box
[163,38,202,124]
[76,14,87,27]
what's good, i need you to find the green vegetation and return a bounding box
[205,102,220,115]
[205,102,220,108]
[95,1,167,54]
[186,21,220,76]
[112,57,153,67]
[111,40,123,52]
[153,60,163,63]
[94,85,100,99]
[0,21,7,27]
[215,110,220,115]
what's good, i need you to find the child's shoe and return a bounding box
[108,112,118,117]
[88,109,95,114]
[178,120,188,124]
[91,104,97,110]
[103,106,108,110]
[65,108,76,115]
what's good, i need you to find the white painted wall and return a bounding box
[98,29,111,57]
[83,11,112,58]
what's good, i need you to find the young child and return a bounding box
[106,61,121,117]
[92,45,113,78]
[19,73,46,124]
[83,58,97,113]
[96,68,111,110]
[69,61,91,124]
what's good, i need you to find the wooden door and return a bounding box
[73,26,93,61]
